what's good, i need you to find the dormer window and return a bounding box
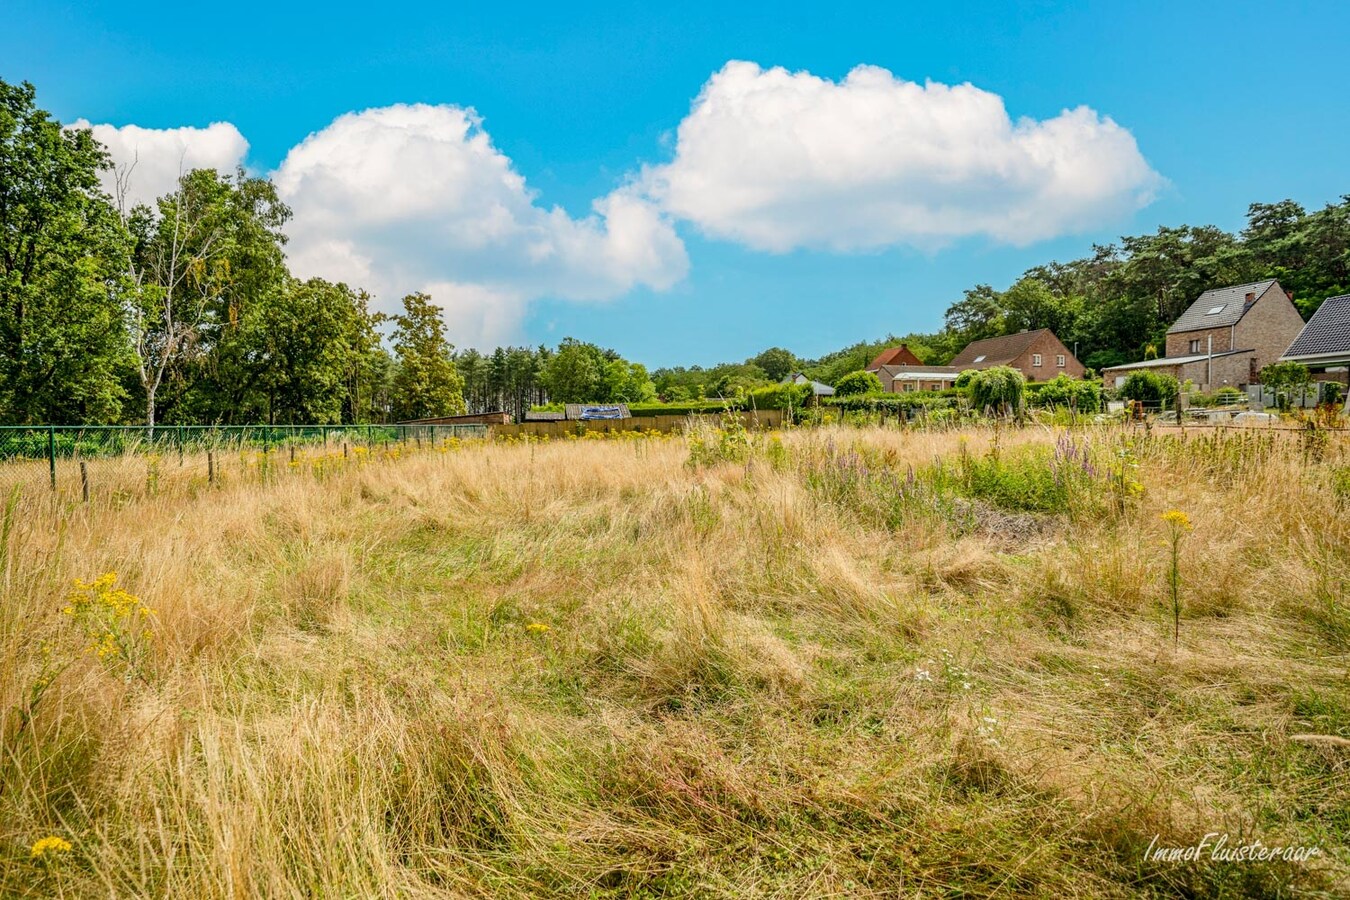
[1205,305,1226,316]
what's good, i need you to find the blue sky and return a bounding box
[7,0,1349,366]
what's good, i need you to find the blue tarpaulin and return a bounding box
[580,406,626,420]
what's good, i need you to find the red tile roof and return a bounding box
[866,344,923,369]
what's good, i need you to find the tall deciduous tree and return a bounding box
[749,347,797,382]
[251,278,384,424]
[0,78,129,423]
[389,292,465,420]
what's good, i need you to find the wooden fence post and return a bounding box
[80,462,89,503]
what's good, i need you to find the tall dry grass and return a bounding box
[1,424,1346,897]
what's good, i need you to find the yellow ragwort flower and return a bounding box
[525,622,551,634]
[30,836,72,859]
[1161,509,1192,531]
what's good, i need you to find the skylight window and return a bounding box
[973,355,986,363]
[1205,305,1226,315]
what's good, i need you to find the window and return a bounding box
[1205,305,1226,316]
[1189,339,1201,353]
[902,382,915,392]
[1056,354,1066,367]
[972,355,986,363]
[1032,354,1043,367]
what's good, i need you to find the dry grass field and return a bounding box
[1,423,1347,897]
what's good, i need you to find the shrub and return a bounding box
[1260,361,1312,404]
[746,382,812,411]
[954,369,979,389]
[1027,374,1102,412]
[834,370,883,396]
[1120,371,1179,408]
[966,366,1025,414]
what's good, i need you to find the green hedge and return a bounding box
[628,401,737,417]
[1024,374,1104,411]
[629,383,813,416]
[822,390,960,412]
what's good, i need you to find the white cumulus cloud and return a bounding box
[271,103,688,344]
[71,120,249,212]
[640,61,1162,252]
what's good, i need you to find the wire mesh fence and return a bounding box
[0,424,488,503]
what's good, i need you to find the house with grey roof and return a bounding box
[1280,292,1350,399]
[1102,280,1305,390]
[782,373,835,396]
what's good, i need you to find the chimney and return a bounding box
[1245,291,1255,303]
[1287,289,1295,301]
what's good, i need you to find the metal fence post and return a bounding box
[48,425,56,491]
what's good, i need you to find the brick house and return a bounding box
[874,364,962,393]
[948,329,1085,381]
[1101,280,1304,390]
[865,344,925,371]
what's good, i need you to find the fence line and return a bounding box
[0,424,488,498]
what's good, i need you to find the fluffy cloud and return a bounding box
[71,120,249,211]
[75,65,1160,345]
[272,104,688,343]
[640,61,1162,252]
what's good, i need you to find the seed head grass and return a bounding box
[0,424,1346,897]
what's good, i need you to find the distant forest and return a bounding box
[651,197,1350,399]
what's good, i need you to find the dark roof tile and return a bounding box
[1167,280,1278,334]
[1283,293,1350,359]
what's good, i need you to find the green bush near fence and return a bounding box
[1025,374,1104,411]
[822,391,960,414]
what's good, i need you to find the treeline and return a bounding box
[456,339,656,419]
[651,195,1350,397]
[1,78,667,426]
[0,79,473,426]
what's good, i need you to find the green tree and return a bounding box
[1258,360,1313,409]
[943,284,1006,345]
[750,347,797,382]
[389,292,465,420]
[542,338,606,402]
[0,78,129,423]
[122,168,290,427]
[1119,371,1180,408]
[1000,277,1082,337]
[967,366,1026,415]
[250,278,382,424]
[169,171,293,424]
[600,358,657,403]
[833,370,883,396]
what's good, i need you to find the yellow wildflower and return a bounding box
[30,836,72,859]
[1161,509,1192,530]
[525,622,551,634]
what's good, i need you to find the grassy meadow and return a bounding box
[1,423,1347,897]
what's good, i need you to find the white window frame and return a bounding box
[1056,354,1066,367]
[1032,353,1043,367]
